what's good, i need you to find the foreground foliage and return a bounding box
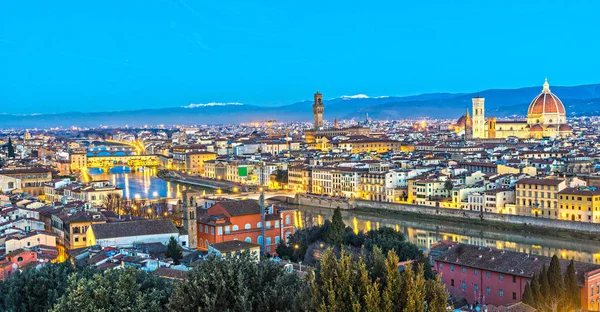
[522,256,581,312]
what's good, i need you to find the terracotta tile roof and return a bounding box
[90,219,178,240]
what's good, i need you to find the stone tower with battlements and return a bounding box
[313,90,324,130]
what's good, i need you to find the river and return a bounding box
[295,206,600,265]
[86,170,600,264]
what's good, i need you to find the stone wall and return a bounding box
[296,194,355,210]
[165,171,249,192]
[355,200,600,234]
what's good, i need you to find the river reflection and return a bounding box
[88,167,185,200]
[296,205,600,265]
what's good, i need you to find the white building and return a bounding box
[86,219,184,248]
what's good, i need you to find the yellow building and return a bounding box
[52,210,107,250]
[338,138,402,154]
[515,178,566,218]
[558,188,600,223]
[69,153,87,173]
[288,166,311,193]
[185,151,217,176]
[455,79,573,139]
[0,167,53,197]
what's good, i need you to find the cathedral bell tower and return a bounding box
[472,97,485,139]
[182,188,197,249]
[313,90,324,130]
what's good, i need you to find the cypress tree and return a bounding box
[382,250,402,311]
[547,255,564,298]
[7,137,15,158]
[522,283,534,306]
[563,259,581,309]
[539,265,550,301]
[165,237,182,264]
[325,208,345,246]
[530,273,543,306]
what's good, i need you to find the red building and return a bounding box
[0,249,38,281]
[196,200,296,255]
[432,242,600,311]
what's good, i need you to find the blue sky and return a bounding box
[1,0,599,114]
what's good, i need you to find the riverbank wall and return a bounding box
[355,200,600,234]
[161,171,249,192]
[295,194,355,210]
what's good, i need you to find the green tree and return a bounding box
[0,262,75,312]
[547,255,565,299]
[539,265,550,302]
[368,246,387,282]
[443,180,453,197]
[563,259,581,309]
[426,274,449,312]
[383,250,402,311]
[403,263,427,312]
[165,236,183,265]
[522,282,534,306]
[325,208,345,246]
[168,251,303,312]
[52,268,171,312]
[7,137,15,158]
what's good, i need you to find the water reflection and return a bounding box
[297,205,600,264]
[88,167,180,200]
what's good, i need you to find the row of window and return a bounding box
[202,216,293,235]
[451,279,516,299]
[441,263,516,282]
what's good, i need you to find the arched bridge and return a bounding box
[87,155,160,169]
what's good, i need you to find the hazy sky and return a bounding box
[1,0,600,114]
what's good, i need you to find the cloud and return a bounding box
[340,94,369,99]
[183,102,243,108]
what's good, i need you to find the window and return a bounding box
[474,269,478,276]
[211,227,214,235]
[439,263,443,269]
[462,267,466,274]
[285,215,291,225]
[258,236,263,245]
[205,239,209,248]
[275,236,280,244]
[205,225,209,234]
[17,256,23,262]
[450,264,454,271]
[513,292,517,300]
[225,226,230,234]
[266,221,271,229]
[474,284,478,292]
[75,237,79,242]
[266,237,272,245]
[499,273,503,281]
[462,281,466,291]
[512,275,516,283]
[486,287,491,295]
[486,271,490,278]
[275,220,279,228]
[499,289,504,297]
[245,223,251,230]
[245,237,251,243]
[218,227,222,235]
[232,225,239,231]
[257,222,262,228]
[451,279,454,286]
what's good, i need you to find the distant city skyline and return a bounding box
[2,1,600,114]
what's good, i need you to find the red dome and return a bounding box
[559,124,572,132]
[456,115,472,127]
[530,124,543,132]
[527,79,565,115]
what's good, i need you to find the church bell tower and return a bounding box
[182,188,197,249]
[313,90,324,130]
[472,97,485,139]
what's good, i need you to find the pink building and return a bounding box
[0,249,38,281]
[432,242,600,311]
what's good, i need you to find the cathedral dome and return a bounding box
[530,124,543,132]
[527,79,565,115]
[456,115,472,128]
[559,124,572,132]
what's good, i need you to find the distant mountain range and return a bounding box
[2,84,600,128]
